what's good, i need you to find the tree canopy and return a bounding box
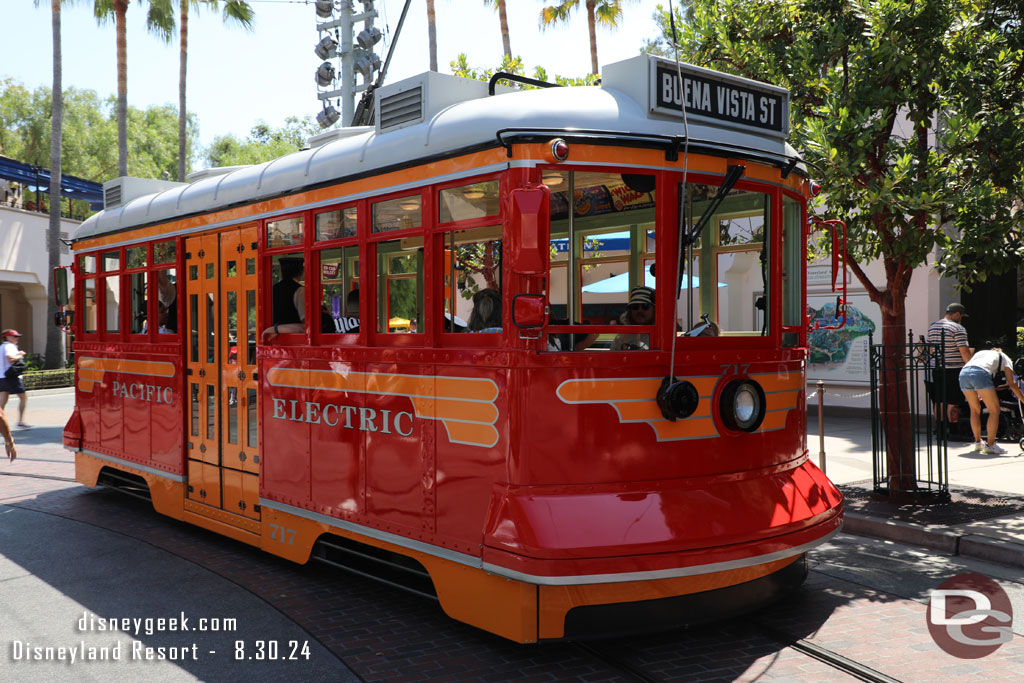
[205,116,320,167]
[0,79,193,181]
[661,0,1024,301]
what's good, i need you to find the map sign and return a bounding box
[807,293,880,384]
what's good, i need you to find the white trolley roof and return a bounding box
[76,55,801,244]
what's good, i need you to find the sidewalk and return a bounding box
[810,411,1024,568]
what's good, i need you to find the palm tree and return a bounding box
[177,1,254,182]
[426,0,438,72]
[93,0,175,177]
[42,0,65,368]
[539,0,634,76]
[483,0,512,61]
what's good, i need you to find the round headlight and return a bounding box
[719,380,766,432]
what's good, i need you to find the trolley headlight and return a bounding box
[719,380,766,432]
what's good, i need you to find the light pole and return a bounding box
[315,0,381,128]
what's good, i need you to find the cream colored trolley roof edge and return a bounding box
[75,55,804,243]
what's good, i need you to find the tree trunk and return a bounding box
[178,1,189,182]
[586,0,599,75]
[115,0,128,177]
[498,1,511,61]
[45,0,64,369]
[877,279,917,492]
[426,0,437,72]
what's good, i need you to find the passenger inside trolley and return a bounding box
[264,256,305,339]
[468,288,502,333]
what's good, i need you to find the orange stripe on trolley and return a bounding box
[266,368,499,447]
[556,377,721,442]
[76,357,177,392]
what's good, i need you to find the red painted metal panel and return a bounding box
[150,354,184,471]
[434,362,508,546]
[260,358,312,503]
[309,359,366,515]
[483,457,840,562]
[514,360,806,486]
[363,361,432,531]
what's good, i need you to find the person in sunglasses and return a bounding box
[611,286,656,351]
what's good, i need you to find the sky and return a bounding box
[2,0,667,168]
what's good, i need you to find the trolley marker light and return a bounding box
[720,380,767,432]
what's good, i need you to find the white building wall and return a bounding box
[0,205,77,359]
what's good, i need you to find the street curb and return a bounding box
[958,534,1024,568]
[842,512,1024,569]
[26,387,74,396]
[842,513,960,554]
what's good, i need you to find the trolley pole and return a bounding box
[817,379,826,473]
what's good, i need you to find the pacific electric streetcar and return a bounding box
[61,55,843,642]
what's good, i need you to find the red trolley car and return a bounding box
[62,55,842,642]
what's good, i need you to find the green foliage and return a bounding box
[205,116,319,167]
[22,368,75,389]
[659,0,1024,300]
[0,79,194,181]
[449,54,598,87]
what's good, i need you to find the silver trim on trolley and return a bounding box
[73,448,187,482]
[482,528,840,585]
[260,496,840,586]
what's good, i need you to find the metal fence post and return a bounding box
[817,379,826,474]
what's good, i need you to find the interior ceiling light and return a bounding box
[357,26,382,50]
[317,106,340,128]
[542,171,564,186]
[315,0,334,18]
[315,61,336,87]
[354,53,382,80]
[314,35,337,60]
[462,188,485,200]
[398,198,420,211]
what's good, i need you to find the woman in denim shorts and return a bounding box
[959,347,1024,454]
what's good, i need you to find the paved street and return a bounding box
[3,390,1024,681]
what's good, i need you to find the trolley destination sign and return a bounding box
[649,57,789,138]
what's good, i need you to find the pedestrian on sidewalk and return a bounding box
[927,303,972,430]
[1,406,15,461]
[959,343,1024,454]
[0,329,29,429]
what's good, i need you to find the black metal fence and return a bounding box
[869,331,950,501]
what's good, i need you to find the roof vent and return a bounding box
[374,72,511,134]
[379,85,423,131]
[101,177,187,210]
[104,184,122,209]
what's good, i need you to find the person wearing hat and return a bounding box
[926,303,972,430]
[611,286,656,350]
[0,329,28,429]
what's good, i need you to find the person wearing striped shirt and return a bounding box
[926,303,972,426]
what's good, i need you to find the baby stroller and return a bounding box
[1003,357,1024,452]
[986,356,1024,452]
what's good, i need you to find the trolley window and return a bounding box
[319,245,361,334]
[439,180,500,223]
[546,169,656,351]
[316,207,357,241]
[677,185,770,338]
[267,216,304,248]
[376,239,422,334]
[374,195,422,233]
[441,225,502,334]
